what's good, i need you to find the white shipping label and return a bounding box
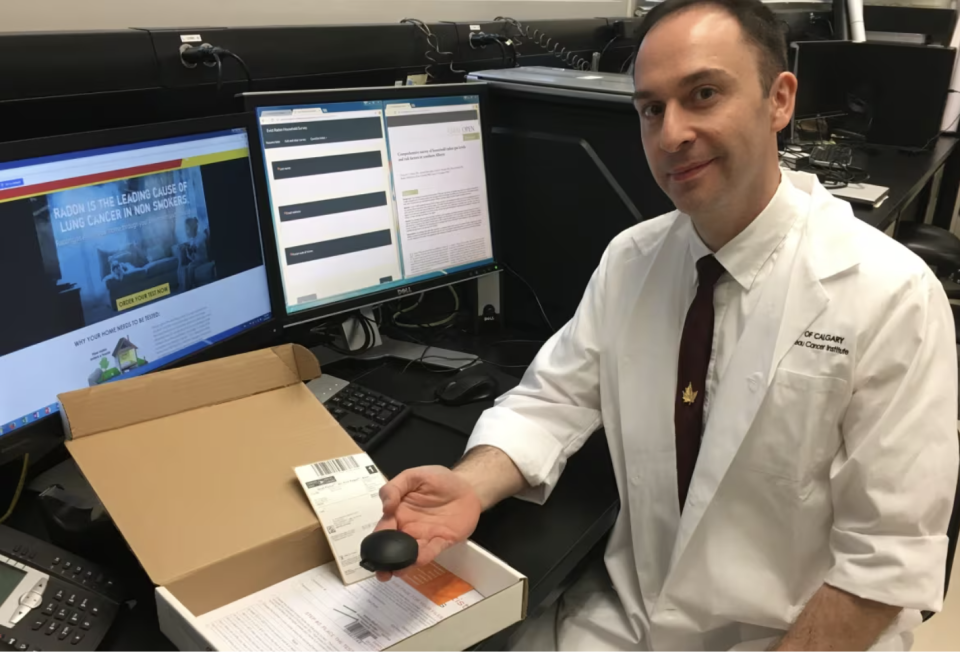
[294,453,387,585]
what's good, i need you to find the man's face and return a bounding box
[186,221,198,238]
[633,7,794,217]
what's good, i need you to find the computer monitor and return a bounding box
[243,83,499,325]
[792,41,850,122]
[791,41,955,148]
[0,116,274,445]
[467,68,673,330]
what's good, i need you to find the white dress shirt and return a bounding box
[689,176,810,428]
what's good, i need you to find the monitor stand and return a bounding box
[355,336,478,368]
[311,307,478,370]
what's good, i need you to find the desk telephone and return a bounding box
[0,525,120,651]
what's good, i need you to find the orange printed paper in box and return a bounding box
[400,562,476,606]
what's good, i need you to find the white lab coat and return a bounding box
[467,171,959,651]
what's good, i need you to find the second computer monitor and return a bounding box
[245,83,499,324]
[0,116,274,441]
[791,41,955,148]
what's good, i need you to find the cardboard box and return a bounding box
[58,344,527,651]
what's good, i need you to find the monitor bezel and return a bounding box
[0,114,281,445]
[242,83,501,328]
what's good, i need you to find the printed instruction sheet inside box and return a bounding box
[57,344,527,651]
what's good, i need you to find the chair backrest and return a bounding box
[896,223,960,275]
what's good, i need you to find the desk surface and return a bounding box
[843,137,958,231]
[6,344,620,652]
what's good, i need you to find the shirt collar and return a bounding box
[687,174,802,290]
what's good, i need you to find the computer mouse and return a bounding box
[435,373,500,407]
[359,529,419,572]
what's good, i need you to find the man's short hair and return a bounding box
[634,0,788,96]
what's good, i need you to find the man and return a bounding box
[375,0,960,650]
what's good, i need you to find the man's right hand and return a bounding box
[373,465,483,581]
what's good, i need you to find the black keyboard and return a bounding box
[808,144,866,171]
[322,383,410,451]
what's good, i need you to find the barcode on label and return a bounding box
[312,455,359,477]
[345,620,374,642]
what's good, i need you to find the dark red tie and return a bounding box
[675,254,725,510]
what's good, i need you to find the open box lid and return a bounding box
[58,344,361,589]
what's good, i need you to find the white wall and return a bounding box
[4,1,628,32]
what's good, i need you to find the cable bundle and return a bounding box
[401,18,466,81]
[495,17,592,71]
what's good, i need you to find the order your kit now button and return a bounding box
[116,282,171,311]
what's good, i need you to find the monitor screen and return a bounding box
[792,41,955,147]
[255,94,495,316]
[0,126,272,435]
[792,41,851,120]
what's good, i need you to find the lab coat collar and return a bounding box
[687,172,806,291]
[785,169,863,280]
[682,170,861,285]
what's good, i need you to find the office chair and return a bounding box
[894,222,960,346]
[895,223,960,298]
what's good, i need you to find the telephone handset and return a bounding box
[0,525,121,651]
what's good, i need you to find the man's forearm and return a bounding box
[453,446,528,510]
[771,584,902,651]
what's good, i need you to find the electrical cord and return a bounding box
[180,44,253,91]
[401,349,536,376]
[309,285,464,361]
[349,363,388,385]
[494,39,513,68]
[908,105,960,154]
[786,141,870,189]
[409,399,440,405]
[598,35,619,70]
[396,310,464,328]
[395,293,423,317]
[402,18,466,80]
[393,286,460,329]
[382,322,463,373]
[483,338,547,346]
[597,37,617,71]
[495,16,592,71]
[221,51,252,88]
[310,310,380,356]
[600,36,618,57]
[501,262,556,332]
[416,337,547,374]
[403,344,434,375]
[212,52,223,90]
[431,353,533,369]
[0,454,29,525]
[469,32,518,68]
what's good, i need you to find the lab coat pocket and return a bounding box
[737,369,848,494]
